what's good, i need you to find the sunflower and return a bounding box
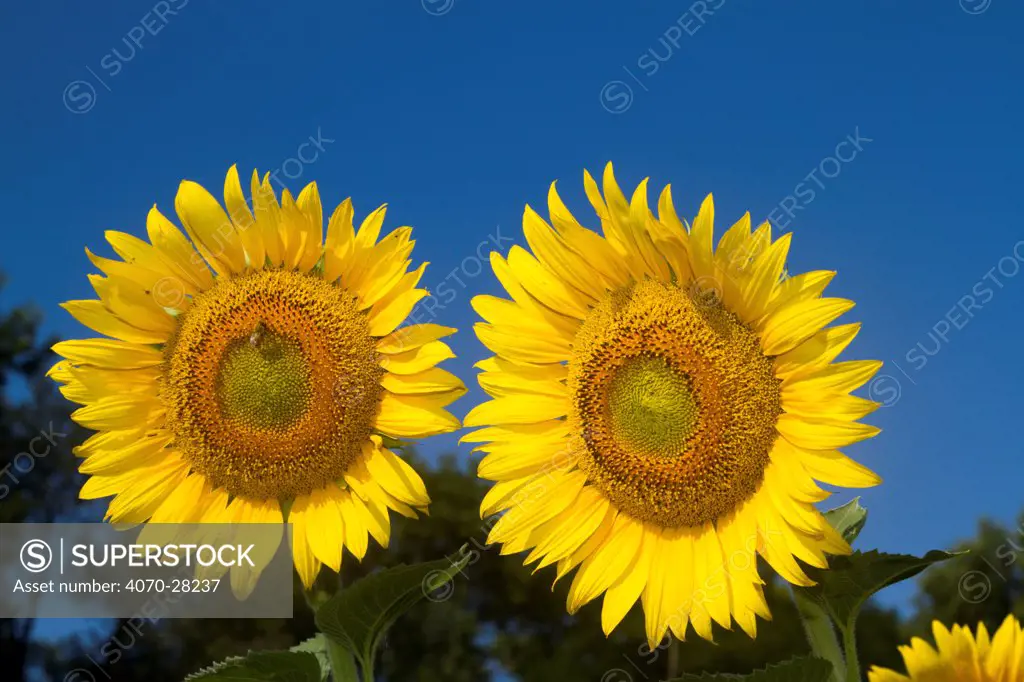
[868,616,1023,682]
[464,163,883,646]
[50,166,463,589]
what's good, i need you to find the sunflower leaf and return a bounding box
[665,655,835,681]
[314,546,472,677]
[289,636,330,681]
[823,497,868,545]
[184,650,322,682]
[800,549,958,630]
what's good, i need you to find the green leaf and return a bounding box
[801,549,958,628]
[289,636,329,682]
[666,656,834,681]
[823,498,868,545]
[314,547,472,677]
[185,651,322,682]
[378,434,409,450]
[795,502,956,682]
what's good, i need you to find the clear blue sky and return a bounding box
[2,0,1022,618]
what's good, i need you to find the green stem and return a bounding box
[325,639,360,682]
[791,587,844,682]
[666,638,680,679]
[304,578,361,682]
[842,622,861,682]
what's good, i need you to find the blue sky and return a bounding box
[2,0,1022,620]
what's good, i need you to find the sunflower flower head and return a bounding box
[868,616,1023,682]
[465,163,883,647]
[51,166,464,590]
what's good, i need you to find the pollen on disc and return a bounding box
[568,278,782,528]
[162,270,385,501]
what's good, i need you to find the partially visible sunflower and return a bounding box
[51,166,463,589]
[868,616,1023,682]
[465,163,883,646]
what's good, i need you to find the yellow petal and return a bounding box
[302,486,346,572]
[145,207,214,290]
[568,513,644,614]
[762,270,835,322]
[782,393,879,421]
[227,498,283,599]
[72,395,163,431]
[486,470,587,546]
[338,491,369,560]
[582,165,645,281]
[601,531,651,635]
[174,180,246,275]
[760,298,855,356]
[777,414,880,450]
[252,172,284,267]
[61,301,168,344]
[796,446,882,488]
[377,324,456,354]
[355,204,387,248]
[751,494,814,587]
[104,231,190,287]
[522,205,606,301]
[289,494,324,588]
[79,432,172,475]
[526,486,610,569]
[477,365,566,398]
[688,193,716,281]
[548,181,631,286]
[295,181,325,272]
[366,264,427,337]
[694,524,732,631]
[741,233,792,322]
[364,445,431,507]
[381,367,464,395]
[477,438,573,481]
[224,165,264,267]
[774,323,861,379]
[643,528,693,646]
[376,393,460,437]
[474,323,570,365]
[349,228,414,308]
[80,453,185,501]
[506,246,591,319]
[626,178,673,281]
[278,189,310,270]
[379,340,455,375]
[554,506,618,585]
[344,487,390,550]
[53,339,163,369]
[461,420,566,444]
[464,394,568,427]
[489,253,579,339]
[104,455,189,524]
[88,274,177,331]
[782,360,883,398]
[323,198,355,281]
[480,472,567,519]
[75,428,147,458]
[149,474,209,523]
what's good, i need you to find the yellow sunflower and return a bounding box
[868,616,1023,682]
[50,165,463,589]
[464,163,883,647]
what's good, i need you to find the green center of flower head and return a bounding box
[607,355,698,458]
[216,324,312,431]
